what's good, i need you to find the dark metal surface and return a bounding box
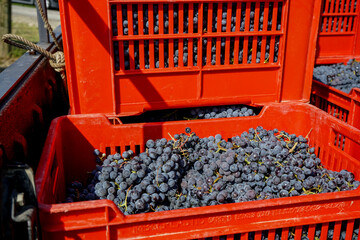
[2,164,38,240]
[0,25,67,169]
[36,0,49,43]
[0,51,43,103]
[0,28,68,240]
[0,25,62,103]
[11,0,35,4]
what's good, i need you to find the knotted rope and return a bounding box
[2,34,66,79]
[1,0,65,79]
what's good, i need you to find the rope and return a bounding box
[49,51,65,73]
[35,0,62,51]
[2,34,65,75]
[2,34,53,59]
[1,0,65,78]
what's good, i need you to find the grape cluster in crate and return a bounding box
[65,127,359,217]
[120,105,257,123]
[313,59,360,93]
[111,2,283,70]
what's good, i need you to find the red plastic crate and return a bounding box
[311,80,360,130]
[59,0,321,115]
[315,0,360,64]
[35,102,360,239]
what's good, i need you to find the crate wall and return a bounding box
[35,103,360,239]
[58,0,321,115]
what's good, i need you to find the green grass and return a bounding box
[0,22,39,72]
[9,21,39,57]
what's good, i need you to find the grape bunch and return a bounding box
[111,2,282,70]
[65,180,97,203]
[120,104,258,123]
[188,105,256,119]
[313,59,360,94]
[65,127,359,217]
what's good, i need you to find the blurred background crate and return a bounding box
[315,0,360,64]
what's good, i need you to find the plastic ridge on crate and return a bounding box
[58,0,321,115]
[35,102,360,239]
[315,0,360,64]
[311,80,360,130]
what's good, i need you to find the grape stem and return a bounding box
[99,153,106,161]
[213,172,223,184]
[150,205,155,212]
[274,161,283,167]
[346,182,354,187]
[175,133,194,151]
[302,187,315,195]
[305,128,313,141]
[162,110,178,119]
[254,129,262,141]
[183,117,198,120]
[118,161,128,170]
[232,143,240,149]
[294,174,303,182]
[289,142,298,153]
[276,133,290,142]
[175,193,183,199]
[216,141,227,153]
[119,185,132,212]
[168,132,175,141]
